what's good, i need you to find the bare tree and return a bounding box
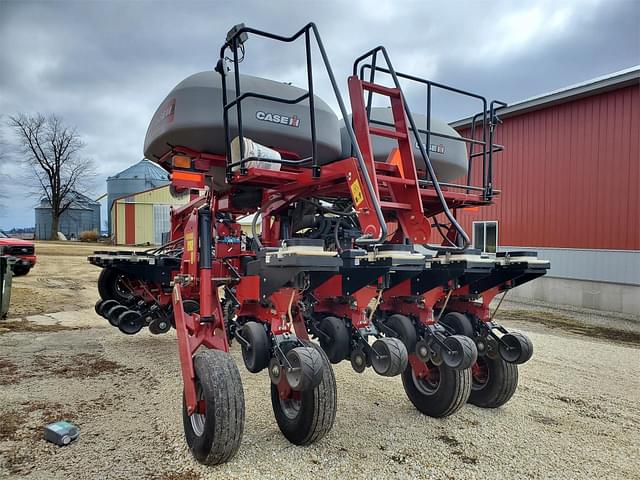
[0,120,7,214]
[9,113,96,239]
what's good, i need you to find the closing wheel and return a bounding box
[97,268,135,304]
[441,335,478,370]
[370,337,408,377]
[271,342,336,445]
[183,349,245,465]
[98,299,118,319]
[317,316,350,364]
[94,299,105,317]
[239,321,271,373]
[469,356,518,408]
[385,314,418,353]
[350,349,367,373]
[285,346,323,391]
[499,332,534,364]
[149,317,172,335]
[440,311,475,337]
[106,305,127,327]
[118,310,144,335]
[402,357,472,418]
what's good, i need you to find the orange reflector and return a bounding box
[465,206,480,212]
[171,171,205,189]
[387,148,405,178]
[172,155,191,169]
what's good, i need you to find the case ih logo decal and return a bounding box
[416,141,445,154]
[149,98,175,134]
[158,98,176,123]
[256,111,300,127]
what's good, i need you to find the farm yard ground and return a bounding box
[0,241,638,479]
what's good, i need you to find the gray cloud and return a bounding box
[0,0,638,228]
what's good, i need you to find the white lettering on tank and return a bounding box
[255,110,300,128]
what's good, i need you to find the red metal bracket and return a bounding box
[173,284,229,415]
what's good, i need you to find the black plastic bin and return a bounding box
[1,254,16,319]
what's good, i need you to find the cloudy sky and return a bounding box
[0,0,638,229]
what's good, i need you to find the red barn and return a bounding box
[452,67,639,315]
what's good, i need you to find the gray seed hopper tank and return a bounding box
[144,72,468,187]
[144,71,343,190]
[340,107,469,183]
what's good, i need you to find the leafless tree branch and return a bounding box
[8,113,97,238]
[0,119,8,214]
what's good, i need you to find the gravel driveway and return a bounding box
[1,311,638,479]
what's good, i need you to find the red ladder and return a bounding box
[347,76,432,244]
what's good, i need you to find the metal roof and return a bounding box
[107,158,169,181]
[451,65,640,128]
[36,191,100,210]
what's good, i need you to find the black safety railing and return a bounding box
[353,46,497,252]
[216,23,387,244]
[358,64,505,200]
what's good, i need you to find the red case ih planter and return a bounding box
[89,23,549,465]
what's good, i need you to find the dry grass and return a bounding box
[0,411,26,440]
[33,353,131,378]
[0,357,19,385]
[0,319,85,335]
[79,230,100,242]
[33,240,134,257]
[498,309,640,345]
[23,400,77,425]
[4,287,50,318]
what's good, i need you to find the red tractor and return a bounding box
[91,23,548,464]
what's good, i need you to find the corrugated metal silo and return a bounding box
[35,192,101,240]
[106,159,169,234]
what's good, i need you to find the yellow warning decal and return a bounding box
[350,178,364,206]
[185,232,195,264]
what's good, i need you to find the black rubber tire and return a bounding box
[401,360,472,418]
[12,265,31,277]
[97,268,135,304]
[183,300,200,314]
[500,332,534,364]
[385,314,418,353]
[469,356,519,408]
[183,349,245,465]
[285,346,323,391]
[271,342,336,445]
[440,312,475,337]
[370,337,408,377]
[106,305,127,327]
[350,349,367,373]
[118,310,144,335]
[94,299,105,317]
[239,321,271,373]
[441,335,478,370]
[317,316,350,364]
[148,317,172,335]
[98,299,118,318]
[170,299,200,328]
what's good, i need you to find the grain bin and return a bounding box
[106,159,170,235]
